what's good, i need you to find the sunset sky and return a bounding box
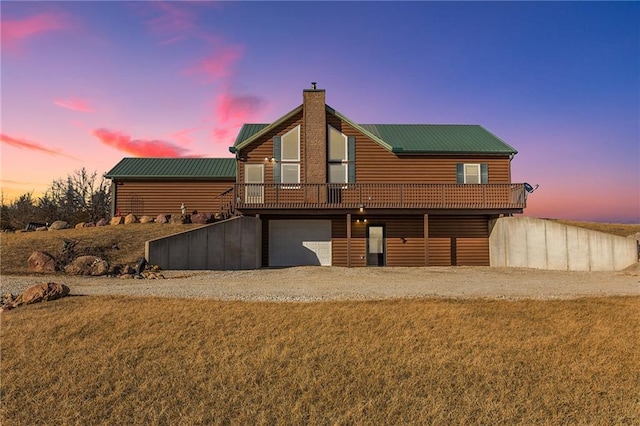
[1,1,638,223]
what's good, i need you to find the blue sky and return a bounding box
[1,1,638,222]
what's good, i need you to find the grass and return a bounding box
[552,220,640,238]
[1,296,638,425]
[0,223,205,274]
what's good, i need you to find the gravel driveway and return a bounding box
[2,266,639,302]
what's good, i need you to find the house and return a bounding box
[105,157,236,217]
[226,86,525,267]
[106,85,527,268]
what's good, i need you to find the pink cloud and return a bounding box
[1,12,69,52]
[183,46,243,83]
[168,127,201,146]
[92,128,195,157]
[0,133,77,160]
[54,98,95,113]
[211,92,265,144]
[135,1,223,45]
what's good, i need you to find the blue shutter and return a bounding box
[273,136,281,183]
[347,136,356,183]
[456,163,464,184]
[481,163,488,184]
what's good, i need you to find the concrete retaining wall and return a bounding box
[490,217,638,271]
[146,216,262,270]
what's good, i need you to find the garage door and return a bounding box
[269,220,332,266]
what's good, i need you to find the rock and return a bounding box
[124,213,138,224]
[48,220,68,230]
[96,218,109,226]
[191,212,211,224]
[12,282,70,307]
[169,214,191,224]
[84,222,96,227]
[27,251,58,273]
[120,274,133,279]
[122,265,136,275]
[2,293,16,307]
[64,255,109,276]
[35,226,48,232]
[156,214,170,224]
[139,215,155,224]
[110,216,124,225]
[75,222,86,229]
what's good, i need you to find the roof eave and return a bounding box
[233,105,303,151]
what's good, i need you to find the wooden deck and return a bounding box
[222,183,527,212]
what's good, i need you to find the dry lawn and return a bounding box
[0,223,204,274]
[2,296,638,425]
[553,220,640,238]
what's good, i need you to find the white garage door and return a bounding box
[269,220,332,266]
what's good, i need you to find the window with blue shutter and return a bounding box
[458,163,488,184]
[273,136,281,183]
[347,136,356,183]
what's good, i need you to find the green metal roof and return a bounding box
[232,107,516,155]
[104,158,236,180]
[359,124,517,154]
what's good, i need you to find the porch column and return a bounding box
[424,213,429,266]
[347,213,351,267]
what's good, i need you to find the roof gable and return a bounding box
[104,158,236,180]
[231,106,516,155]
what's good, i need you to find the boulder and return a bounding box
[75,222,86,229]
[191,212,212,224]
[139,215,155,224]
[64,255,109,276]
[170,214,191,224]
[48,220,69,230]
[110,216,124,225]
[27,251,58,273]
[124,213,138,224]
[84,222,96,227]
[96,218,109,226]
[156,214,170,224]
[12,282,70,307]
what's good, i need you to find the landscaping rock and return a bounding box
[156,214,170,224]
[75,222,86,229]
[139,215,155,224]
[96,218,109,226]
[191,212,212,224]
[64,255,109,276]
[27,251,58,273]
[35,226,48,232]
[12,282,70,308]
[84,222,96,227]
[48,220,69,230]
[110,216,124,225]
[124,213,138,224]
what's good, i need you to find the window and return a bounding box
[328,126,354,184]
[279,126,300,185]
[464,164,481,184]
[457,163,488,184]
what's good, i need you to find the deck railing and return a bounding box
[230,183,527,210]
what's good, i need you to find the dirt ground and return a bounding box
[2,265,639,301]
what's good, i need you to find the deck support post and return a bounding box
[347,213,352,268]
[424,213,429,266]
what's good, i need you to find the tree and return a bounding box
[1,169,112,229]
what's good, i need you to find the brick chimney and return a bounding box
[303,83,327,184]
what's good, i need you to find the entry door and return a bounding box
[367,225,385,266]
[244,164,264,204]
